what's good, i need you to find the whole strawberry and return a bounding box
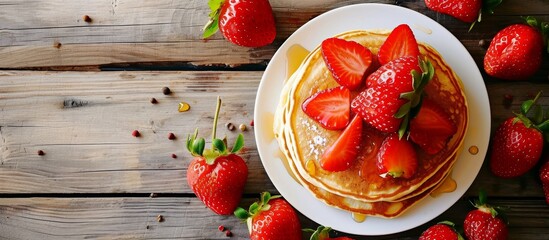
[235,192,301,240]
[540,160,549,204]
[463,192,508,240]
[351,56,434,136]
[186,97,248,215]
[425,0,481,23]
[490,93,546,178]
[305,226,355,240]
[203,0,276,47]
[484,17,548,80]
[419,221,463,240]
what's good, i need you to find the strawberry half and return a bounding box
[235,192,302,240]
[302,86,351,130]
[377,24,420,66]
[409,99,457,155]
[319,115,363,172]
[203,0,276,47]
[376,133,418,179]
[321,38,374,90]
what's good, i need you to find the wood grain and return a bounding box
[0,197,547,239]
[1,0,547,69]
[0,70,275,194]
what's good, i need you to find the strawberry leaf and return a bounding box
[231,133,244,153]
[203,0,224,39]
[212,138,227,153]
[234,207,250,220]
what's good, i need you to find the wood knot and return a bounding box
[63,99,89,108]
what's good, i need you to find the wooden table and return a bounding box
[1,0,548,239]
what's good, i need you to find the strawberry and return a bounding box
[203,0,276,47]
[377,24,420,66]
[419,221,463,240]
[463,191,508,240]
[186,97,248,215]
[484,17,548,80]
[319,115,363,172]
[302,86,350,130]
[376,133,418,179]
[489,93,549,178]
[235,192,301,240]
[540,160,549,204]
[425,0,481,23]
[305,226,355,240]
[409,99,457,155]
[351,57,434,136]
[321,38,374,90]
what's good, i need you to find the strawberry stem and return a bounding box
[212,96,221,143]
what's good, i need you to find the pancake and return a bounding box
[276,104,458,217]
[274,29,468,206]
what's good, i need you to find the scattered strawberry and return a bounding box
[489,93,547,178]
[304,226,355,240]
[484,17,548,80]
[463,191,508,240]
[319,115,363,172]
[409,99,457,155]
[376,133,418,179]
[351,57,434,136]
[302,86,351,130]
[424,0,481,23]
[186,97,248,215]
[203,0,276,47]
[419,221,463,240]
[377,24,420,66]
[540,160,549,204]
[235,192,301,240]
[321,37,374,90]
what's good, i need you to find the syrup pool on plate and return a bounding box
[352,212,367,223]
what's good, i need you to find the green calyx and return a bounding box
[234,192,280,234]
[394,57,435,139]
[523,16,549,53]
[303,226,332,240]
[512,91,549,136]
[186,96,245,164]
[203,0,225,39]
[469,0,503,31]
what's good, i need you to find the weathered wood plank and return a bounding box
[1,71,549,198]
[0,0,547,68]
[0,70,275,194]
[0,197,547,239]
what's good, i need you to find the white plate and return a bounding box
[254,3,490,236]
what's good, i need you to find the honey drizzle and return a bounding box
[286,44,310,80]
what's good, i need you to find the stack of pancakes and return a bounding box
[274,30,469,218]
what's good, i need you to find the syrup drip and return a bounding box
[352,212,367,223]
[306,159,316,176]
[430,175,457,198]
[468,145,479,155]
[178,102,191,112]
[286,44,310,80]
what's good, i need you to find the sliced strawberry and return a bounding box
[377,24,420,66]
[321,38,374,90]
[320,115,363,172]
[376,133,418,179]
[302,86,350,130]
[409,99,457,154]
